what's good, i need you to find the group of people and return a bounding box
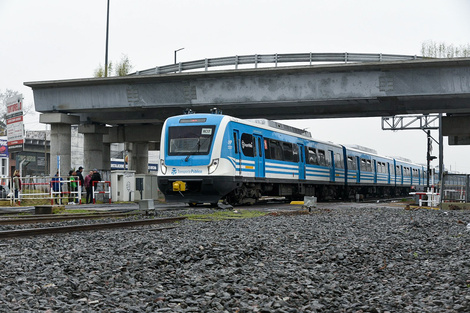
[51,167,102,204]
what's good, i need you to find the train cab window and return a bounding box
[241,133,254,157]
[168,125,215,156]
[334,152,343,169]
[347,156,357,171]
[307,148,318,165]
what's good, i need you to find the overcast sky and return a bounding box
[1,0,470,172]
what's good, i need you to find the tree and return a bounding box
[114,55,133,76]
[421,40,470,58]
[93,55,133,77]
[94,62,113,78]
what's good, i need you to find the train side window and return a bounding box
[241,133,254,157]
[307,148,318,165]
[292,144,299,162]
[347,156,357,170]
[264,139,270,159]
[269,139,283,160]
[335,152,343,169]
[361,159,372,172]
[396,165,400,175]
[233,132,239,154]
[318,150,326,166]
[282,142,293,162]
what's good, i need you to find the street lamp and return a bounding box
[174,48,184,64]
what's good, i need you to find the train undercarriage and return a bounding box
[222,181,413,206]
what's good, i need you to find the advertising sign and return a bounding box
[6,95,24,150]
[0,139,8,158]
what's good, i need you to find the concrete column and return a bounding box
[127,142,149,174]
[40,113,80,177]
[102,143,111,171]
[79,124,109,172]
[50,124,72,177]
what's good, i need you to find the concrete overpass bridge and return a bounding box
[24,53,470,176]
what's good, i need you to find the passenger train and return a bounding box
[157,112,436,205]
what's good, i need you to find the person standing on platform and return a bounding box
[90,169,102,203]
[13,170,21,202]
[51,171,63,204]
[77,166,85,201]
[68,170,78,204]
[84,170,93,204]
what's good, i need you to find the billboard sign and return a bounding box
[0,139,8,158]
[6,95,24,150]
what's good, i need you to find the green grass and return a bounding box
[183,210,268,221]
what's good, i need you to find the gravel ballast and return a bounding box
[1,206,470,312]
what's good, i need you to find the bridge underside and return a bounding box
[25,57,470,141]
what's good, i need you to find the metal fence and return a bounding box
[132,52,423,75]
[441,173,469,203]
[0,175,114,205]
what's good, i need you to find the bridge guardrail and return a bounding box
[132,52,423,76]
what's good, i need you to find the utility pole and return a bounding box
[104,0,110,77]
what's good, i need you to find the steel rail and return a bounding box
[0,211,142,225]
[132,52,423,75]
[0,216,186,239]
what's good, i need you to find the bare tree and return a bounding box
[421,40,470,58]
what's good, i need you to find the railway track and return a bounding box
[0,211,143,225]
[0,216,186,239]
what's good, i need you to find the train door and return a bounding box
[355,156,360,183]
[387,162,391,184]
[373,160,378,184]
[329,150,335,182]
[232,130,242,176]
[253,134,265,178]
[298,144,306,180]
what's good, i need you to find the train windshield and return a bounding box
[168,125,216,155]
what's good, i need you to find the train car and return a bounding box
[343,146,395,198]
[157,112,423,205]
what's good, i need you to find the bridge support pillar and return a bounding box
[78,124,109,173]
[39,113,80,177]
[126,142,149,174]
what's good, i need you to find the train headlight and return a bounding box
[208,158,219,174]
[160,159,167,174]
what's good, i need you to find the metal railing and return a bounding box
[132,52,423,76]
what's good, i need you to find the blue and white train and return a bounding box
[157,112,435,205]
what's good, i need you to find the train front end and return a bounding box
[157,113,236,204]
